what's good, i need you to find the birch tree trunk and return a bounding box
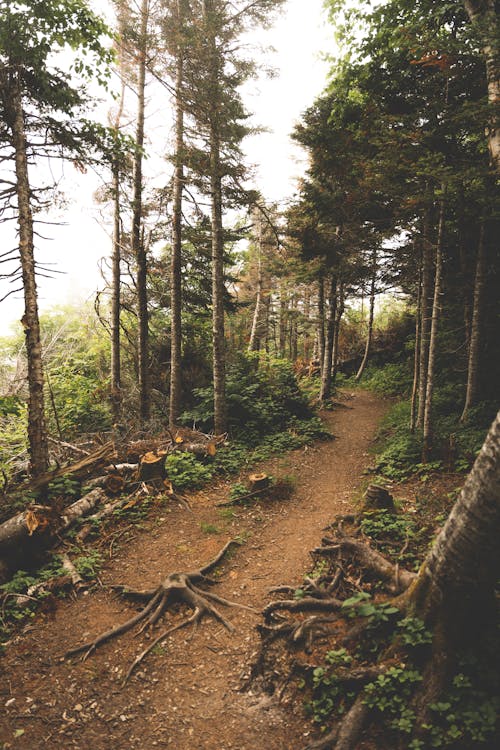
[355,248,377,381]
[464,0,500,173]
[169,0,185,427]
[422,196,445,462]
[8,76,49,477]
[248,217,264,352]
[133,0,150,423]
[320,274,337,402]
[460,220,486,422]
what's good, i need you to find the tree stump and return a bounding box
[137,451,167,481]
[249,473,271,492]
[361,484,395,512]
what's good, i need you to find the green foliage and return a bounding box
[73,550,102,580]
[396,617,433,648]
[305,650,355,725]
[364,666,422,731]
[199,522,220,535]
[164,453,214,491]
[372,387,496,479]
[181,353,312,441]
[228,482,249,502]
[351,361,414,398]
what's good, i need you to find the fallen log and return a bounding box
[0,488,107,555]
[17,442,117,493]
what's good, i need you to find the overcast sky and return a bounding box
[0,0,335,336]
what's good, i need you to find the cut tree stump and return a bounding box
[137,451,167,481]
[249,473,270,491]
[361,483,395,512]
[64,539,255,684]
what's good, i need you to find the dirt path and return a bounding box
[0,390,387,750]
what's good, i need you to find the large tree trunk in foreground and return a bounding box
[8,76,49,478]
[464,0,500,172]
[169,1,185,427]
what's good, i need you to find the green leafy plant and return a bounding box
[73,550,102,580]
[164,453,214,490]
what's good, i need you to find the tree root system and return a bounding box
[65,539,255,684]
[246,512,425,750]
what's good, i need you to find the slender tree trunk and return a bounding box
[289,295,298,362]
[317,272,326,377]
[332,278,344,384]
[417,203,434,428]
[410,246,423,433]
[355,248,377,381]
[464,0,500,173]
[279,281,288,358]
[303,287,312,361]
[423,196,446,462]
[320,274,337,402]
[111,160,122,422]
[8,76,49,477]
[248,218,263,352]
[204,0,227,435]
[169,1,185,427]
[133,0,150,423]
[461,220,486,422]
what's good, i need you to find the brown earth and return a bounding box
[0,390,387,750]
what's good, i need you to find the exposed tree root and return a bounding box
[65,539,255,683]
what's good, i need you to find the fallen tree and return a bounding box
[249,410,500,750]
[64,539,255,684]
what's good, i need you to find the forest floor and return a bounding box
[0,390,388,750]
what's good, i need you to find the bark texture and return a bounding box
[133,0,150,423]
[169,0,185,426]
[7,76,49,477]
[320,274,337,402]
[355,248,377,381]
[460,221,486,421]
[464,0,500,172]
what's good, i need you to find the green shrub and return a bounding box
[181,353,312,441]
[164,452,214,490]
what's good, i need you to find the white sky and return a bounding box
[0,0,336,336]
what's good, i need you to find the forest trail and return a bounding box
[0,390,387,750]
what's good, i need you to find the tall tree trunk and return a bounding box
[8,76,49,477]
[332,278,344,384]
[460,220,486,422]
[204,0,227,435]
[464,0,500,172]
[248,217,263,352]
[410,245,423,433]
[169,0,185,427]
[317,272,326,376]
[320,274,337,402]
[133,0,150,423]
[423,196,446,462]
[290,295,298,362]
[417,202,434,428]
[111,160,122,423]
[303,287,312,361]
[355,248,377,381]
[279,281,288,358]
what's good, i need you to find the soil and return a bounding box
[0,390,387,750]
